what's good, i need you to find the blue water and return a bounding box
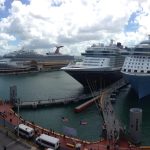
[0,71,84,100]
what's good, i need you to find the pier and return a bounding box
[14,97,76,108]
[98,78,128,144]
[13,91,100,109]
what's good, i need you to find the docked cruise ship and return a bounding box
[1,46,74,73]
[62,40,126,90]
[0,59,34,74]
[121,36,150,99]
[3,46,74,62]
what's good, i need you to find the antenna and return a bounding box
[148,34,150,40]
[110,39,114,45]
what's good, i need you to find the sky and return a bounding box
[0,0,150,56]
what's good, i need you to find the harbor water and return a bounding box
[0,71,150,144]
[0,71,102,141]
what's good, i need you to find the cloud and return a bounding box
[0,0,5,10]
[0,0,150,55]
[0,32,15,40]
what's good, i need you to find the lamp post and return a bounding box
[17,98,20,137]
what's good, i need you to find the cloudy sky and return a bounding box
[0,0,150,56]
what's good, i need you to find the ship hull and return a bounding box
[64,69,122,90]
[123,73,150,99]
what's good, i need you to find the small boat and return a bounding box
[80,120,88,125]
[61,117,68,122]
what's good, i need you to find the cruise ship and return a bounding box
[0,59,34,74]
[121,36,150,99]
[2,46,74,73]
[62,40,126,90]
[3,46,74,63]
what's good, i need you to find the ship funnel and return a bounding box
[55,46,64,54]
[117,42,123,48]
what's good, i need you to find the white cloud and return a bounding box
[0,32,15,40]
[0,0,150,55]
[135,1,150,35]
[0,0,5,10]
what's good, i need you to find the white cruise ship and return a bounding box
[0,58,33,74]
[121,36,150,99]
[62,40,127,90]
[3,46,74,62]
[2,46,74,73]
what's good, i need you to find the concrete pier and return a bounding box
[97,78,128,143]
[13,91,100,109]
[15,98,76,108]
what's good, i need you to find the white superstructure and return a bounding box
[62,40,127,89]
[121,36,150,98]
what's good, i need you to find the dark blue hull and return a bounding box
[65,70,122,90]
[123,74,150,99]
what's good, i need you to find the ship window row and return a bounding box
[85,58,106,61]
[87,57,106,60]
[123,69,150,73]
[126,62,150,65]
[83,62,105,65]
[127,58,150,62]
[130,56,150,59]
[129,59,147,62]
[124,65,150,69]
[125,62,150,66]
[88,47,118,51]
[84,64,103,66]
[84,61,105,63]
[82,53,117,56]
